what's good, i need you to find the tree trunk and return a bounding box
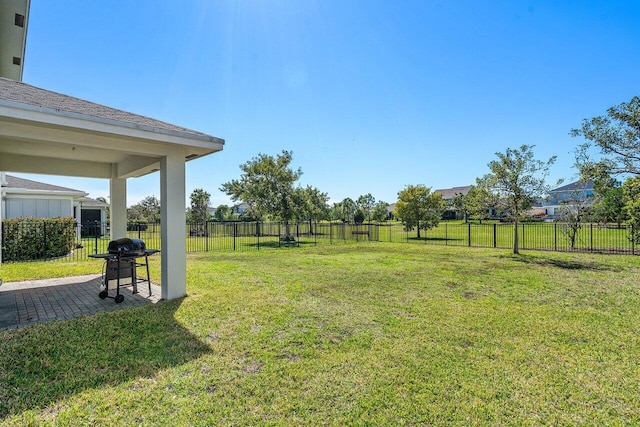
[417,220,421,239]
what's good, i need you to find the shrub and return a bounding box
[2,217,76,262]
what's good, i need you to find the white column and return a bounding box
[0,188,3,265]
[160,151,187,300]
[110,166,127,240]
[0,173,4,264]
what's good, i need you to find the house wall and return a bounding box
[3,195,73,219]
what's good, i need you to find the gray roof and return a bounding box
[0,77,214,139]
[77,196,109,207]
[3,174,84,194]
[434,185,473,200]
[551,180,594,193]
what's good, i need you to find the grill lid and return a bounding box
[108,238,146,256]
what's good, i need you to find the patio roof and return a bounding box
[0,77,223,178]
[0,77,225,300]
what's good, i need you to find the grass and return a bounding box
[1,243,640,425]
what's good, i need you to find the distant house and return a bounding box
[233,202,251,216]
[542,180,595,218]
[434,185,473,220]
[0,173,108,235]
[387,203,396,220]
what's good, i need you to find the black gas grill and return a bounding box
[90,238,159,303]
[108,238,146,257]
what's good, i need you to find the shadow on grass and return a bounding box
[407,236,464,242]
[507,254,612,271]
[245,240,318,249]
[0,299,210,419]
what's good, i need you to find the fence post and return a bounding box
[590,223,593,252]
[233,223,237,251]
[330,222,333,245]
[521,223,525,250]
[94,223,99,254]
[43,220,47,259]
[632,224,635,255]
[554,222,557,251]
[445,223,448,246]
[206,222,210,252]
[315,221,318,246]
[257,222,260,250]
[468,223,471,247]
[493,223,497,248]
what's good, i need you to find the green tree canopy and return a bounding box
[356,193,375,221]
[395,185,445,238]
[293,185,330,221]
[221,150,301,222]
[591,177,626,226]
[479,144,556,254]
[127,195,160,223]
[330,198,357,222]
[463,185,497,223]
[623,177,640,243]
[371,201,390,222]
[572,96,640,177]
[213,204,233,222]
[188,188,211,223]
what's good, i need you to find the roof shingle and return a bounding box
[0,77,211,138]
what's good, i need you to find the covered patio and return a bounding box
[0,274,162,330]
[0,77,224,300]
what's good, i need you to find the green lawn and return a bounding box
[1,243,640,425]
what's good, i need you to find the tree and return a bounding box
[356,193,375,221]
[127,195,160,223]
[371,201,390,222]
[591,177,626,226]
[623,177,640,243]
[463,185,496,224]
[450,192,467,221]
[188,188,211,224]
[571,96,640,177]
[220,150,302,237]
[479,145,556,254]
[395,185,445,239]
[293,185,329,233]
[213,204,233,222]
[555,185,591,250]
[331,197,357,222]
[353,209,365,224]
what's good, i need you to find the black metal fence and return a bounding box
[1,220,637,263]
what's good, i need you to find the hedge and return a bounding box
[1,217,76,262]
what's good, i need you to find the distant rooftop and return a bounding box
[434,185,473,200]
[3,174,83,194]
[551,180,594,193]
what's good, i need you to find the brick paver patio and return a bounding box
[0,274,161,330]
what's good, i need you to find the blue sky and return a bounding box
[16,0,640,207]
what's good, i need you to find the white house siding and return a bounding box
[4,196,73,219]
